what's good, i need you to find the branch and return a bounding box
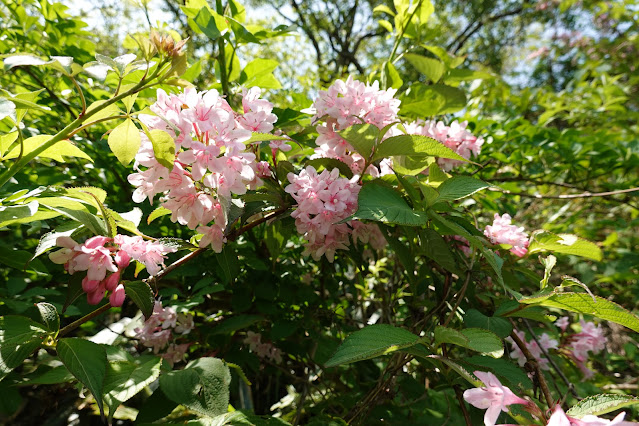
[58,303,112,337]
[509,326,555,409]
[494,186,639,200]
[452,7,525,54]
[289,0,324,76]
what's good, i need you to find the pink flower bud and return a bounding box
[109,284,126,307]
[103,271,120,292]
[87,287,106,305]
[82,276,101,293]
[115,250,131,269]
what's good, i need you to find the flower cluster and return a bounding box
[507,330,558,371]
[49,235,175,306]
[286,166,384,261]
[562,319,607,378]
[404,119,484,171]
[463,370,530,426]
[243,331,282,364]
[309,76,400,176]
[484,213,530,257]
[547,405,635,426]
[128,87,277,253]
[134,300,194,365]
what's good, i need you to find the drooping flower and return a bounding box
[463,371,529,426]
[547,405,636,426]
[484,213,529,257]
[506,330,557,371]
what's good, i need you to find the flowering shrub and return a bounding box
[1,0,638,425]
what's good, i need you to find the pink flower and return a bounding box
[404,119,484,171]
[507,331,556,371]
[109,284,126,307]
[162,343,190,366]
[269,139,292,152]
[547,405,636,426]
[286,166,362,261]
[174,313,194,335]
[463,371,528,426]
[555,316,570,332]
[114,234,177,276]
[562,320,606,379]
[484,213,529,257]
[197,224,227,253]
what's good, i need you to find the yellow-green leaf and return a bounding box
[108,118,141,166]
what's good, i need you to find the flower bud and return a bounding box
[103,271,120,292]
[115,250,131,269]
[82,276,101,293]
[109,284,126,307]
[87,287,106,305]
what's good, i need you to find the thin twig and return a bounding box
[494,186,639,200]
[453,385,473,426]
[58,303,112,337]
[509,325,555,409]
[522,319,579,399]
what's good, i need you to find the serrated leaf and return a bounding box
[520,292,639,333]
[159,357,231,418]
[149,129,175,169]
[108,118,141,166]
[339,124,380,160]
[325,324,421,367]
[373,134,467,163]
[56,338,107,417]
[3,54,50,70]
[103,356,162,420]
[4,136,92,162]
[435,326,503,357]
[435,176,490,203]
[36,303,59,335]
[0,316,48,381]
[404,53,445,82]
[348,181,428,226]
[566,394,639,418]
[147,206,172,224]
[463,309,512,338]
[528,231,602,261]
[124,281,154,319]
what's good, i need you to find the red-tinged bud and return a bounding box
[87,287,105,305]
[109,284,126,307]
[103,271,120,292]
[115,250,131,269]
[82,276,101,293]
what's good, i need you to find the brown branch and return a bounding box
[454,385,473,426]
[509,326,555,409]
[495,186,639,200]
[452,7,525,54]
[522,318,578,399]
[58,303,112,337]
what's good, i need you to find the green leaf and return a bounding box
[520,292,639,333]
[435,176,490,203]
[434,326,504,357]
[462,355,532,389]
[211,315,265,335]
[57,338,107,417]
[124,281,155,319]
[103,357,162,419]
[325,324,421,367]
[149,129,176,169]
[427,84,468,114]
[40,201,107,236]
[194,7,228,41]
[0,131,18,156]
[209,411,293,425]
[0,201,39,226]
[339,124,380,159]
[348,181,428,226]
[422,45,464,69]
[384,61,403,89]
[159,357,231,418]
[0,316,48,381]
[147,206,172,224]
[3,54,50,70]
[244,132,290,144]
[444,68,494,83]
[0,98,16,121]
[373,134,467,163]
[566,394,639,418]
[540,255,556,289]
[108,118,141,166]
[404,53,445,82]
[304,158,353,179]
[528,231,602,261]
[4,136,92,162]
[463,309,512,339]
[419,355,482,387]
[36,302,60,335]
[23,365,73,385]
[420,229,458,273]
